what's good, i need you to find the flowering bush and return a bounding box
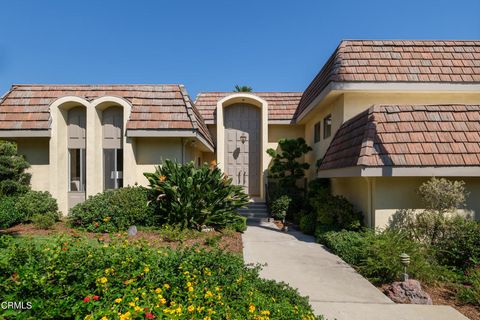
[0,235,321,319]
[144,160,249,231]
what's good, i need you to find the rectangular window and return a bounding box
[323,114,332,139]
[314,122,321,143]
[104,149,123,190]
[69,149,86,192]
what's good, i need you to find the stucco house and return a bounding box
[1,40,479,228]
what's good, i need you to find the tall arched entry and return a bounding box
[224,103,261,196]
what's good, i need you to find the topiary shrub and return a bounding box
[15,190,59,222]
[68,186,154,232]
[144,160,249,230]
[300,213,316,235]
[270,195,291,221]
[0,196,24,229]
[0,140,31,196]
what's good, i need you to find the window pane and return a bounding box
[314,122,320,143]
[323,115,332,138]
[116,149,123,188]
[69,149,85,192]
[104,149,116,190]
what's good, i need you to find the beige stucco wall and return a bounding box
[343,91,480,122]
[304,95,344,179]
[134,137,204,186]
[332,176,480,229]
[331,177,373,226]
[7,138,50,192]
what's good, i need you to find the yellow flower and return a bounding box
[155,288,162,294]
[261,310,271,315]
[188,286,194,292]
[160,298,167,305]
[98,277,108,284]
[114,298,122,303]
[186,281,192,287]
[134,306,142,312]
[119,312,131,320]
[103,216,111,222]
[204,291,213,298]
[128,302,136,307]
[164,283,170,289]
[159,175,166,182]
[249,304,256,313]
[204,317,211,320]
[84,316,93,320]
[101,317,109,320]
[188,305,195,312]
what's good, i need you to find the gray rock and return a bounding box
[384,279,432,305]
[127,225,137,237]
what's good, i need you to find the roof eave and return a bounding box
[318,165,480,178]
[296,81,480,122]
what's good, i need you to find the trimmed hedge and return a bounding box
[68,186,155,232]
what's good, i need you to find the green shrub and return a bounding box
[232,215,247,232]
[31,212,57,229]
[434,217,480,270]
[0,235,321,319]
[144,160,249,230]
[270,195,291,220]
[68,186,154,232]
[15,190,59,222]
[0,196,24,229]
[0,140,31,196]
[300,213,316,235]
[316,230,368,265]
[457,269,480,306]
[311,194,362,231]
[318,229,443,284]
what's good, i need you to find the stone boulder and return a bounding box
[383,279,432,305]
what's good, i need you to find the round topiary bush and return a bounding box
[68,186,155,232]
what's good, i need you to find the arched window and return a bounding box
[102,107,123,189]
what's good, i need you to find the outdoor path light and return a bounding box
[400,253,410,281]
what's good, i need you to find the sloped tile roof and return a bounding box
[296,40,480,119]
[319,104,480,170]
[0,84,213,147]
[195,92,303,123]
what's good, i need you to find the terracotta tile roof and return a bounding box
[319,104,480,170]
[195,92,303,123]
[296,40,480,118]
[0,84,213,147]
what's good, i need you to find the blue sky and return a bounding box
[0,0,479,98]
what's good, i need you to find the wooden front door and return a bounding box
[224,104,260,196]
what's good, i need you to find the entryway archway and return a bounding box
[224,103,261,196]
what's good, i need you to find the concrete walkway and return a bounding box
[242,218,468,320]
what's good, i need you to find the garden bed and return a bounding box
[1,221,243,254]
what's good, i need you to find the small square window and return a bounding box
[323,114,332,139]
[314,122,321,143]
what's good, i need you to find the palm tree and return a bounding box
[233,85,253,92]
